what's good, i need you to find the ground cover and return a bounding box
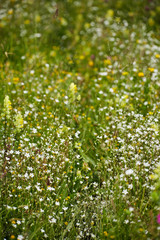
[0,0,160,239]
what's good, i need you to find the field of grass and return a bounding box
[0,0,160,239]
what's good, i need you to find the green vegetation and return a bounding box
[0,0,160,239]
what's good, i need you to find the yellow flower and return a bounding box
[13,77,19,84]
[155,54,160,58]
[3,95,12,119]
[122,71,129,76]
[139,228,144,232]
[8,9,13,15]
[104,59,112,65]
[69,82,78,101]
[106,9,114,20]
[104,231,108,236]
[89,60,94,67]
[10,236,15,239]
[79,55,85,60]
[138,72,144,77]
[70,83,77,94]
[148,67,154,72]
[75,142,81,149]
[15,112,23,132]
[24,19,30,25]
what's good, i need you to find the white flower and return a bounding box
[32,128,37,133]
[55,201,60,206]
[63,207,68,211]
[50,218,56,223]
[125,169,134,175]
[17,235,24,240]
[122,189,128,195]
[128,184,133,189]
[129,207,134,212]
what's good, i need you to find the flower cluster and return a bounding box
[15,112,24,132]
[0,0,160,239]
[3,95,12,119]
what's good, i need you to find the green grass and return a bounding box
[0,0,160,239]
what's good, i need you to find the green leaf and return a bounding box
[79,149,96,166]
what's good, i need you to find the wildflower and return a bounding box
[104,59,112,65]
[3,95,12,119]
[10,236,15,239]
[77,170,82,178]
[75,142,81,149]
[89,60,94,67]
[139,228,144,232]
[77,95,81,101]
[8,9,13,15]
[148,67,154,72]
[126,169,134,175]
[50,218,56,223]
[17,235,24,240]
[15,112,23,132]
[138,72,144,77]
[155,54,160,58]
[151,124,159,132]
[13,77,19,84]
[24,19,30,25]
[69,83,77,95]
[106,9,114,20]
[104,231,108,236]
[157,214,160,224]
[122,72,129,76]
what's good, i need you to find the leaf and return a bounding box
[79,149,96,166]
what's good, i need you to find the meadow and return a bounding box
[0,0,160,239]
